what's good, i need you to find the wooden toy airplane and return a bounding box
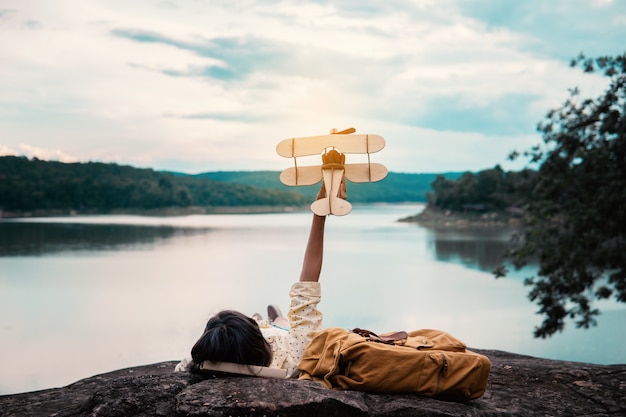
[276,128,387,216]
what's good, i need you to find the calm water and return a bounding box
[1,204,624,395]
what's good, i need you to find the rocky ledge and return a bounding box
[1,350,624,417]
[399,206,522,229]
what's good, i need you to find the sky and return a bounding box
[1,0,625,174]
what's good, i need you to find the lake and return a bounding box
[1,204,624,395]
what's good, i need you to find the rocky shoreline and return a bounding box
[1,349,624,417]
[399,206,522,229]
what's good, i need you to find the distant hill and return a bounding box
[0,156,465,215]
[192,171,464,203]
[0,157,307,214]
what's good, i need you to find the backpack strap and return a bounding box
[352,328,408,345]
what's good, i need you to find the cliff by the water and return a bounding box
[1,349,624,417]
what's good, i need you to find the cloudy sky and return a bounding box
[1,0,624,174]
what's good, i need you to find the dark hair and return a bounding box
[190,310,272,368]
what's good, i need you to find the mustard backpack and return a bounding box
[298,327,491,401]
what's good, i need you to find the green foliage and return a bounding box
[427,166,536,212]
[198,171,464,203]
[0,159,463,214]
[0,157,307,212]
[499,53,626,338]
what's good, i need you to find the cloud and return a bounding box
[456,0,626,59]
[0,9,17,20]
[0,0,623,174]
[403,92,542,135]
[111,27,371,89]
[163,111,265,122]
[112,30,293,81]
[0,144,79,163]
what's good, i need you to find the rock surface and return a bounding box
[1,349,624,417]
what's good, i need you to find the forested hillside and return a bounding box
[194,171,464,203]
[426,165,537,212]
[0,156,307,213]
[0,156,465,215]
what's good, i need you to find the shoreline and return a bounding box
[0,202,425,219]
[0,205,312,219]
[399,205,522,229]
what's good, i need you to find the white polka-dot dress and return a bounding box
[260,281,323,378]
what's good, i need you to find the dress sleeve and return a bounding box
[284,281,323,377]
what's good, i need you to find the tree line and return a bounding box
[198,170,464,203]
[0,156,468,215]
[426,165,537,213]
[0,157,308,212]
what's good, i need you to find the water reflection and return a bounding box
[428,228,515,272]
[0,222,212,256]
